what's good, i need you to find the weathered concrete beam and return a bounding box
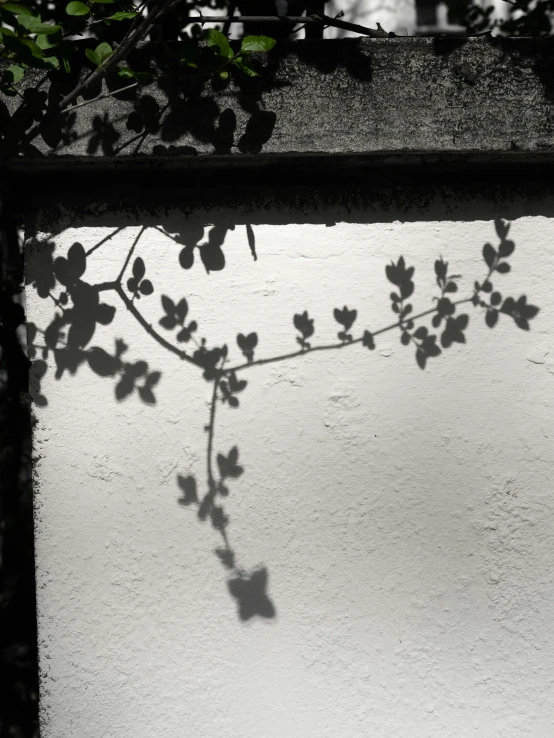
[3,36,554,175]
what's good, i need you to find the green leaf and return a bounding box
[2,34,36,65]
[0,67,18,95]
[42,53,59,69]
[106,10,137,20]
[61,55,71,73]
[205,29,232,59]
[6,64,24,83]
[240,34,276,52]
[18,36,44,57]
[18,15,62,34]
[95,41,112,63]
[36,30,61,49]
[66,1,90,15]
[0,27,17,38]
[85,48,99,65]
[219,69,229,80]
[233,57,259,77]
[1,3,34,15]
[117,67,151,84]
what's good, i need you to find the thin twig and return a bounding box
[206,362,222,487]
[115,282,201,368]
[58,0,178,111]
[131,101,170,155]
[294,0,393,37]
[188,15,325,23]
[222,3,236,36]
[62,82,138,115]
[290,9,345,37]
[117,225,146,284]
[113,132,145,155]
[183,14,393,36]
[95,280,118,292]
[85,227,125,257]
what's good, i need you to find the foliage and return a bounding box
[1,0,553,112]
[0,0,279,108]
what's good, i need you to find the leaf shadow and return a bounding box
[24,217,540,622]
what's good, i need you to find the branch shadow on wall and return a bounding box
[24,218,540,622]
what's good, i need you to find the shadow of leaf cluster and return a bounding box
[24,239,162,406]
[24,218,539,622]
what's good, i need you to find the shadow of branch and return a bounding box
[25,217,539,621]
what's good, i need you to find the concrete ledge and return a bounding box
[3,36,554,175]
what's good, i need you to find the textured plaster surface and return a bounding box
[6,37,554,167]
[26,196,554,738]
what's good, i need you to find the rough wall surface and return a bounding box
[24,188,554,738]
[6,36,554,170]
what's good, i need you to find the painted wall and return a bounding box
[26,196,554,738]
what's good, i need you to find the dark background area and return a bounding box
[0,212,39,738]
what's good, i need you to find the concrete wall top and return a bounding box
[3,36,554,178]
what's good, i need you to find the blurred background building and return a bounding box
[323,0,510,36]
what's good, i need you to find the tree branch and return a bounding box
[294,0,394,37]
[222,3,236,36]
[85,227,125,257]
[62,82,138,115]
[183,14,394,37]
[58,0,179,111]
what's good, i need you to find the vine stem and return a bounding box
[224,297,474,374]
[85,227,125,257]
[206,364,223,487]
[92,221,476,384]
[61,82,139,115]
[204,359,237,568]
[117,225,147,283]
[114,282,201,368]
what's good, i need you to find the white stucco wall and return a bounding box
[26,199,554,738]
